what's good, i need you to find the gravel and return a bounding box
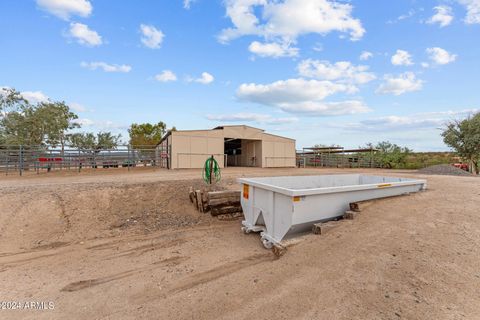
[418,164,475,176]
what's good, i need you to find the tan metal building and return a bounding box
[157,125,296,169]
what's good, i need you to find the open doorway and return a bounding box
[224,138,242,167]
[224,138,261,167]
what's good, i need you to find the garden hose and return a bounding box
[203,156,221,184]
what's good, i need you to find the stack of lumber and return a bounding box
[189,188,242,216]
[208,190,241,216]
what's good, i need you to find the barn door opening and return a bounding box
[224,138,242,167]
[224,138,261,167]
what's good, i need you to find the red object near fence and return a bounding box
[38,157,63,162]
[452,163,468,171]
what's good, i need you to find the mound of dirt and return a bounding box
[0,178,236,252]
[418,164,474,176]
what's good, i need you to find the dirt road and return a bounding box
[1,168,479,319]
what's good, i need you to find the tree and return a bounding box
[442,112,480,174]
[68,132,121,152]
[128,122,167,148]
[0,88,28,114]
[0,88,80,148]
[97,132,122,149]
[312,144,341,149]
[0,88,31,146]
[67,132,96,150]
[35,101,80,151]
[366,141,411,169]
[1,104,44,145]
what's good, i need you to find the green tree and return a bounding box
[366,141,411,169]
[1,104,43,145]
[68,132,121,152]
[97,132,122,149]
[442,112,480,174]
[312,144,341,149]
[67,132,96,150]
[128,122,167,148]
[1,88,80,148]
[0,88,28,114]
[0,88,30,146]
[35,101,80,151]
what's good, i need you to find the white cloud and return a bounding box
[219,0,365,57]
[376,72,424,96]
[140,24,164,49]
[391,49,413,66]
[236,78,370,116]
[416,109,479,117]
[183,0,196,9]
[238,78,354,103]
[397,9,416,21]
[81,61,132,73]
[340,109,479,132]
[1,87,50,104]
[427,6,454,27]
[312,43,323,52]
[68,22,102,46]
[334,115,443,132]
[359,51,373,61]
[265,117,300,124]
[277,100,371,116]
[36,0,92,20]
[73,118,94,126]
[21,91,50,104]
[155,70,177,82]
[297,59,376,85]
[386,8,421,24]
[458,0,480,24]
[189,72,214,84]
[206,113,298,124]
[3,89,90,114]
[70,102,87,112]
[248,41,299,58]
[360,116,442,130]
[426,47,457,65]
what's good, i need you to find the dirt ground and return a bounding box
[0,167,479,320]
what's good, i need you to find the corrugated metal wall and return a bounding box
[171,130,224,169]
[165,126,295,169]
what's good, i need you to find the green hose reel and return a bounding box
[203,155,221,184]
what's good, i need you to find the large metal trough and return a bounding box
[238,174,427,248]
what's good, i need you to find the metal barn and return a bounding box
[156,125,296,169]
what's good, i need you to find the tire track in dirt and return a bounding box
[166,253,275,295]
[0,252,59,269]
[86,224,236,251]
[0,241,71,258]
[60,256,188,292]
[104,238,187,260]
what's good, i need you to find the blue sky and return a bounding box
[1,0,479,151]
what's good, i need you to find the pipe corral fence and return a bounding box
[0,145,166,176]
[296,147,380,169]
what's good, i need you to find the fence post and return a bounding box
[127,145,131,172]
[370,149,374,168]
[5,148,8,176]
[78,148,81,172]
[19,145,23,176]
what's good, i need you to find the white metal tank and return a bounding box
[238,174,427,248]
